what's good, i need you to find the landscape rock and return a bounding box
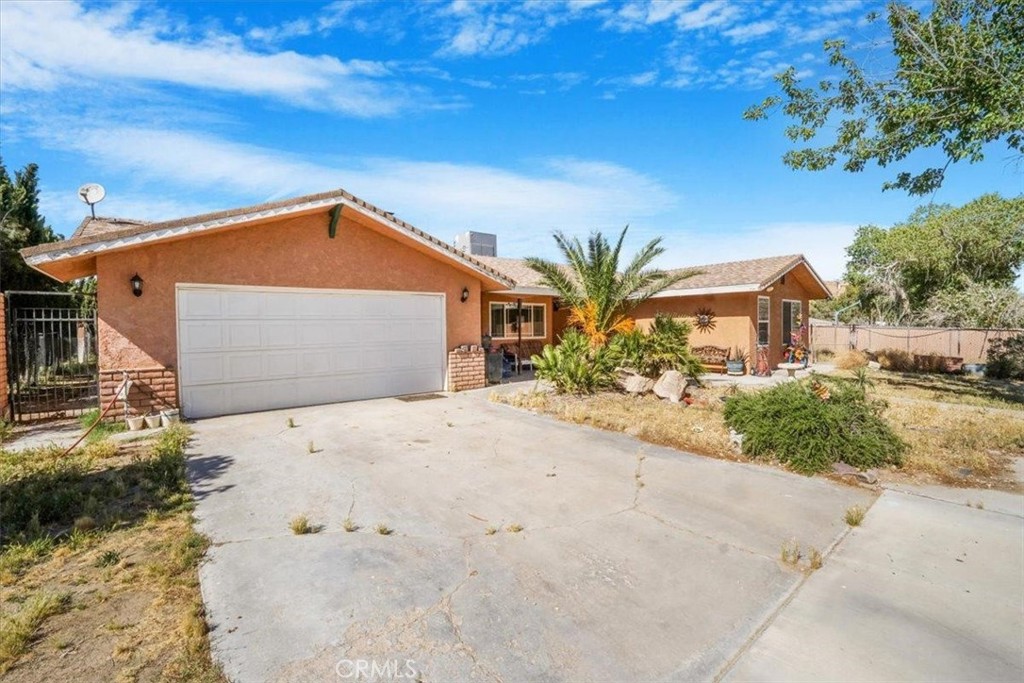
[653,370,687,403]
[831,462,879,484]
[867,360,881,370]
[622,372,655,395]
[729,429,744,453]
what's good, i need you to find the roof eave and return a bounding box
[23,195,514,289]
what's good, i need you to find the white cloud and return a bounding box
[0,1,428,117]
[434,0,576,57]
[674,0,741,30]
[600,70,660,88]
[35,123,678,259]
[723,20,778,43]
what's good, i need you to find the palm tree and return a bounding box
[525,226,696,345]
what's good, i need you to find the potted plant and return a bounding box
[727,346,747,376]
[126,415,145,431]
[144,413,162,429]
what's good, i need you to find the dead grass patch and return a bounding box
[833,350,868,370]
[497,390,735,461]
[0,426,224,681]
[886,401,1024,487]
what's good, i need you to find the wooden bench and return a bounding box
[693,345,729,374]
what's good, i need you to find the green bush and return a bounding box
[723,378,906,474]
[533,329,617,394]
[610,314,704,379]
[986,333,1024,380]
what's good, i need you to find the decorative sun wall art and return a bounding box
[694,307,717,333]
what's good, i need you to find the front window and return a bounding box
[782,300,803,346]
[489,302,546,339]
[757,296,770,346]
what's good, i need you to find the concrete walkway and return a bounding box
[186,390,1023,682]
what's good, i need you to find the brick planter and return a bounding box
[447,348,486,392]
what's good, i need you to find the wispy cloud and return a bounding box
[32,121,677,259]
[0,1,435,117]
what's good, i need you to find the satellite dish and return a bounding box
[78,183,106,218]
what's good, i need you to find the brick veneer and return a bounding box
[99,367,178,417]
[447,348,486,391]
[0,294,8,419]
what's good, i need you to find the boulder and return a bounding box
[653,370,687,403]
[621,372,654,395]
[831,462,879,484]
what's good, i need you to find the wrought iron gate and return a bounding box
[6,291,99,422]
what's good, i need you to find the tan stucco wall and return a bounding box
[632,279,815,369]
[95,211,487,372]
[633,294,755,362]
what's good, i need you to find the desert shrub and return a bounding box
[533,329,617,394]
[723,378,905,474]
[985,333,1024,380]
[610,314,704,378]
[876,348,915,372]
[833,349,868,370]
[913,352,951,374]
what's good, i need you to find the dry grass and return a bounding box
[374,523,394,536]
[506,523,524,533]
[780,539,801,566]
[886,400,1024,485]
[289,516,316,535]
[0,426,224,682]
[845,505,866,526]
[496,389,735,461]
[498,369,1024,489]
[833,349,869,370]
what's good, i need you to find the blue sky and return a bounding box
[1,0,1020,280]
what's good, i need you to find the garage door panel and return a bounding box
[180,322,224,352]
[263,324,298,348]
[178,287,445,418]
[226,353,264,382]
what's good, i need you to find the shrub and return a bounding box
[533,329,617,394]
[610,314,704,379]
[875,348,915,372]
[833,349,868,370]
[723,378,906,474]
[985,333,1024,380]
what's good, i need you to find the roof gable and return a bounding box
[23,189,513,288]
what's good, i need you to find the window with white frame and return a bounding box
[782,300,803,345]
[489,303,546,339]
[757,296,770,346]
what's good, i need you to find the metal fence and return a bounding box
[810,324,1021,362]
[6,291,98,422]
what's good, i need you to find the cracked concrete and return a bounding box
[188,390,876,682]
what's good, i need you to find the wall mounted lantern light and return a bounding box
[130,273,144,297]
[461,286,470,303]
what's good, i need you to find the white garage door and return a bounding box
[177,285,446,418]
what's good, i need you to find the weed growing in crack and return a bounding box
[808,547,823,570]
[342,518,359,532]
[290,515,318,535]
[780,539,801,566]
[306,441,316,454]
[484,526,498,536]
[506,523,524,533]
[845,505,866,526]
[375,523,393,536]
[286,417,296,428]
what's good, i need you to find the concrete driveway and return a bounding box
[186,390,1021,682]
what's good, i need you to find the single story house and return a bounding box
[21,187,828,419]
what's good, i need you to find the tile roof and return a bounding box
[23,188,513,286]
[70,216,150,240]
[471,256,564,288]
[662,254,805,292]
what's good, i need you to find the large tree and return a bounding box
[844,193,1024,324]
[0,158,62,292]
[526,227,694,345]
[745,0,1024,195]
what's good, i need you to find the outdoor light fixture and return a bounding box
[130,273,144,297]
[461,286,470,303]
